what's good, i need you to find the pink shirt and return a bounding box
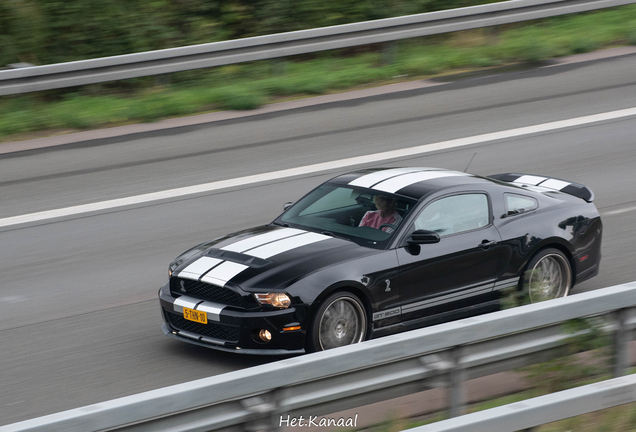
[359,211,403,233]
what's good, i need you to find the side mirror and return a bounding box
[283,202,294,211]
[408,229,440,245]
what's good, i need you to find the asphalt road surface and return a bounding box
[2,51,636,426]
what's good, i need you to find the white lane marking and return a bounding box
[177,257,223,281]
[348,167,428,188]
[247,232,331,259]
[603,205,636,216]
[3,107,636,228]
[514,175,547,185]
[200,261,249,287]
[220,228,305,253]
[0,295,29,304]
[372,170,468,193]
[540,178,570,190]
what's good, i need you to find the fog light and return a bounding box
[259,329,272,342]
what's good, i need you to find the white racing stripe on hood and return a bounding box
[513,175,547,186]
[373,171,469,194]
[246,232,331,259]
[177,257,223,281]
[348,168,427,188]
[200,261,249,287]
[176,228,330,288]
[220,227,305,253]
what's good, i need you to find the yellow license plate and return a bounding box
[183,307,207,324]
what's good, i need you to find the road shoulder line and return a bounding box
[1,46,636,156]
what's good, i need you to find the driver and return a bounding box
[359,195,402,233]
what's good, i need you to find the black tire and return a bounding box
[307,292,368,352]
[522,248,572,303]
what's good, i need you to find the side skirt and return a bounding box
[369,299,501,339]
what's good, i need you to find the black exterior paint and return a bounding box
[159,168,602,354]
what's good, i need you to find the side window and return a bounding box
[505,194,538,215]
[414,194,490,236]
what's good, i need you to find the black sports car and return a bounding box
[158,167,602,354]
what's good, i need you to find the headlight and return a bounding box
[168,261,180,278]
[253,293,292,309]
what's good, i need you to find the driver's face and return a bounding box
[374,196,393,211]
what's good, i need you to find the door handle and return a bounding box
[480,240,497,250]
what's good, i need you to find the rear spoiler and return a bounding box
[488,173,594,203]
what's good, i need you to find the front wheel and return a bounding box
[522,248,572,303]
[308,292,367,352]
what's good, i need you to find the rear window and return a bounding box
[505,194,538,215]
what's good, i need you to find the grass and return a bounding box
[368,321,623,432]
[2,4,636,141]
[397,377,636,432]
[540,402,636,432]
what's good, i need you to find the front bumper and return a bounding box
[158,283,308,354]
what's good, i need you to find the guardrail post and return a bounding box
[485,26,500,45]
[614,308,629,377]
[154,74,171,87]
[272,58,288,76]
[448,346,467,417]
[242,390,282,432]
[382,41,397,64]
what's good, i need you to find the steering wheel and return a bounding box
[379,223,397,231]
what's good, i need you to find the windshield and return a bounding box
[274,184,417,249]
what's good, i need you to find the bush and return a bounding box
[0,0,502,67]
[570,37,600,54]
[213,86,265,111]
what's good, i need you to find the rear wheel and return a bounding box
[523,248,572,303]
[308,292,367,352]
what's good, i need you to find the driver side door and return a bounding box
[396,193,504,324]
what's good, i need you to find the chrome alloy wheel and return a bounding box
[527,253,571,303]
[318,296,367,350]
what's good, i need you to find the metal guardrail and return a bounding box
[2,281,636,432]
[1,0,635,96]
[412,373,636,432]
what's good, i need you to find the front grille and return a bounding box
[170,278,246,307]
[166,311,240,342]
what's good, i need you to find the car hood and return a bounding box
[170,225,379,292]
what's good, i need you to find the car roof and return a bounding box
[329,167,500,200]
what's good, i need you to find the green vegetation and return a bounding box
[540,402,636,432]
[1,4,636,141]
[393,317,621,432]
[0,0,500,66]
[399,390,636,432]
